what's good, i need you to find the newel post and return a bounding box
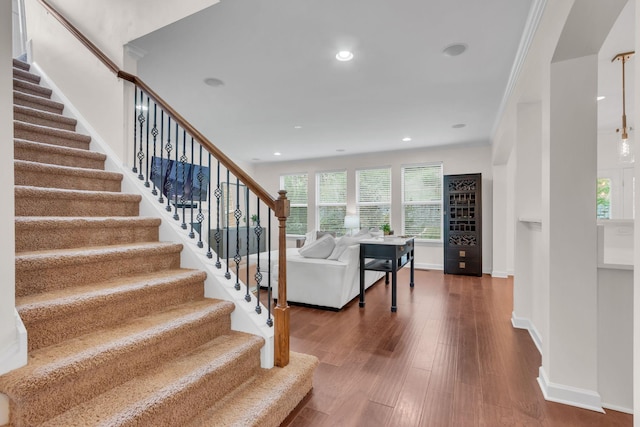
[274,190,290,367]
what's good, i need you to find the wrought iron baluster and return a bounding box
[213,161,221,265]
[144,95,150,187]
[224,174,231,279]
[150,103,158,196]
[266,209,273,327]
[164,117,173,212]
[173,125,180,220]
[179,129,187,228]
[206,154,214,259]
[195,144,204,245]
[136,88,145,181]
[244,185,251,302]
[132,88,138,173]
[158,110,165,203]
[233,177,242,290]
[254,198,263,315]
[189,137,196,238]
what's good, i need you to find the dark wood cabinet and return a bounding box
[443,173,482,276]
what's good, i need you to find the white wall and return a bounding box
[253,143,494,273]
[23,0,220,163]
[0,0,23,378]
[634,0,640,422]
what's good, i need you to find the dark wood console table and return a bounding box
[359,237,415,312]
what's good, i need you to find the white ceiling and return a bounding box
[130,0,633,164]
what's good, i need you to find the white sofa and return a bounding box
[255,243,384,310]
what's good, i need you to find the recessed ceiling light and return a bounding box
[442,43,468,57]
[203,77,225,87]
[597,96,606,101]
[273,152,281,156]
[452,123,466,129]
[402,137,412,142]
[294,125,302,129]
[336,50,354,61]
[336,149,346,152]
[251,158,261,161]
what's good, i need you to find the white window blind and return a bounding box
[317,170,347,234]
[402,163,443,240]
[281,173,308,235]
[357,167,391,230]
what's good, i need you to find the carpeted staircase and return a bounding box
[0,58,316,427]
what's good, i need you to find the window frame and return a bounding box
[356,166,392,230]
[401,162,444,241]
[280,172,309,237]
[316,169,348,235]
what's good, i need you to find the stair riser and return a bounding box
[14,128,90,150]
[21,275,206,351]
[15,223,159,252]
[121,345,261,427]
[13,68,40,84]
[15,168,122,192]
[13,80,52,99]
[14,144,106,170]
[14,95,64,115]
[10,309,233,427]
[15,194,140,217]
[14,111,76,131]
[16,250,182,297]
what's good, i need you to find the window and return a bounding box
[402,163,443,240]
[281,173,308,235]
[597,178,611,219]
[317,170,347,234]
[357,167,391,230]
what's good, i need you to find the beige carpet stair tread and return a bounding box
[14,104,77,131]
[14,120,91,144]
[185,351,319,427]
[13,58,29,71]
[13,77,52,98]
[17,268,206,313]
[16,240,182,260]
[15,216,161,252]
[40,332,264,427]
[13,90,64,114]
[14,138,106,169]
[13,67,40,84]
[14,159,121,181]
[0,299,234,398]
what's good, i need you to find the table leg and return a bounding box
[410,249,415,288]
[385,271,389,285]
[391,258,397,312]
[359,246,365,307]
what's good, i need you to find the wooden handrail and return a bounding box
[37,0,290,367]
[38,0,276,209]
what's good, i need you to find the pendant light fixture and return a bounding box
[612,51,635,163]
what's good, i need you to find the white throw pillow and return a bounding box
[298,234,336,259]
[327,233,372,260]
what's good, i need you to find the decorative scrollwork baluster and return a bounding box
[266,209,273,327]
[254,200,263,314]
[164,117,173,212]
[213,161,221,265]
[172,125,180,220]
[136,88,145,181]
[132,88,138,173]
[233,177,242,291]
[224,174,231,280]
[144,95,150,187]
[195,144,204,244]
[179,130,187,228]
[206,154,214,259]
[150,103,159,196]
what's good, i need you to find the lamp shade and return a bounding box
[344,215,360,230]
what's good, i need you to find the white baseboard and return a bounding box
[602,402,633,415]
[491,270,509,278]
[537,367,604,413]
[511,312,542,354]
[414,263,442,271]
[0,309,27,377]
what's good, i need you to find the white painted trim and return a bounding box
[414,263,442,271]
[511,312,542,354]
[537,367,604,413]
[601,402,633,415]
[32,63,276,369]
[491,270,509,278]
[0,309,27,376]
[490,0,548,140]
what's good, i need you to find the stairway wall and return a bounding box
[0,0,25,382]
[31,62,276,369]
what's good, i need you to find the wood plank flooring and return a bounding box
[278,269,632,426]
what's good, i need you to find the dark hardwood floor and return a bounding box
[278,269,632,427]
